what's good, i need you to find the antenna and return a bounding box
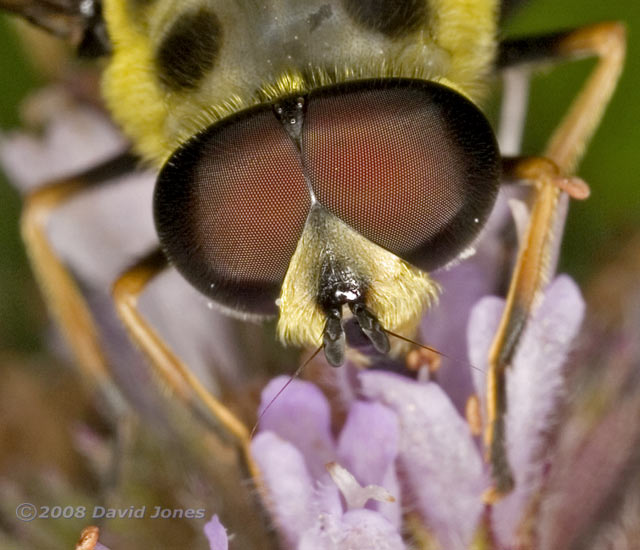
[250,344,324,438]
[384,329,485,374]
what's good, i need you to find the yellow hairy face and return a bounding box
[276,204,439,349]
[105,0,501,364]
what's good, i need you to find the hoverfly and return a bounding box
[0,0,625,506]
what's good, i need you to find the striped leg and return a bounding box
[486,22,626,498]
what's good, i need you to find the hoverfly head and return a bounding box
[154,78,501,366]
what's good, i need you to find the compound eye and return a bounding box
[302,80,501,271]
[154,106,310,316]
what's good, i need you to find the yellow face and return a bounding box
[102,0,502,364]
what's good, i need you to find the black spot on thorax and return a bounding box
[342,0,427,38]
[307,4,333,32]
[155,8,222,91]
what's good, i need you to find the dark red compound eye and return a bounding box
[154,105,310,315]
[154,79,500,316]
[302,80,500,271]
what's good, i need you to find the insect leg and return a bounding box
[0,0,110,56]
[21,153,137,392]
[111,250,255,468]
[486,22,626,499]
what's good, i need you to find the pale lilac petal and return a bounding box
[336,401,401,526]
[360,371,486,549]
[421,191,514,411]
[378,466,402,528]
[45,168,247,404]
[257,377,335,479]
[297,510,406,550]
[493,276,585,545]
[466,295,504,414]
[18,166,174,419]
[0,87,126,192]
[314,477,344,520]
[250,432,318,547]
[341,510,405,549]
[48,171,156,287]
[337,401,398,487]
[138,269,254,394]
[422,260,497,409]
[204,515,228,550]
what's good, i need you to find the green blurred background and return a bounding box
[0,0,639,353]
[0,16,43,353]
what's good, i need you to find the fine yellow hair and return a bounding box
[101,0,169,164]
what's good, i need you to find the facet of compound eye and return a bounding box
[301,79,501,271]
[154,104,310,316]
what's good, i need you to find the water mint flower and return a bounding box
[251,379,403,548]
[251,276,586,549]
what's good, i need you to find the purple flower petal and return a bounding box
[203,515,228,550]
[492,275,585,545]
[467,295,505,415]
[336,401,401,526]
[423,260,498,409]
[360,371,486,548]
[0,87,126,192]
[45,167,251,395]
[297,509,406,550]
[337,402,398,487]
[421,191,514,411]
[50,171,262,394]
[257,377,335,479]
[250,432,322,547]
[378,467,402,528]
[314,476,344,520]
[49,171,156,287]
[138,269,251,392]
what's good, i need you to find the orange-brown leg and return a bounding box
[21,154,139,393]
[486,22,626,498]
[21,158,140,506]
[22,178,113,388]
[111,251,256,472]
